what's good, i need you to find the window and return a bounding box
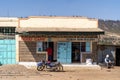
[86,42,91,52]
[0,27,15,35]
[37,42,43,52]
[80,42,91,52]
[37,42,47,52]
[81,42,85,52]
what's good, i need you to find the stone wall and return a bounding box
[19,41,47,62]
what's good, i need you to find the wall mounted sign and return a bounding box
[20,36,98,42]
[66,38,98,41]
[20,36,45,41]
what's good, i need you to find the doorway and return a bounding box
[48,42,54,61]
[116,48,120,66]
[72,42,81,63]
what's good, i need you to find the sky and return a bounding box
[0,0,120,20]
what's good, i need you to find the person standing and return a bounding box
[74,49,80,61]
[47,47,52,62]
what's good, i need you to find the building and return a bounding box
[15,16,104,65]
[98,20,120,66]
[0,17,18,65]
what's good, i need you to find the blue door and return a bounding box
[0,39,16,65]
[57,42,71,64]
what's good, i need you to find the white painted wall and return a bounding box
[0,17,18,27]
[20,16,98,28]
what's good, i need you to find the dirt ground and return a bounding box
[0,64,120,80]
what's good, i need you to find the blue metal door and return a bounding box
[57,42,71,64]
[66,42,71,63]
[0,39,16,65]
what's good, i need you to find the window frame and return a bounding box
[80,42,92,53]
[36,41,48,53]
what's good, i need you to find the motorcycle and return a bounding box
[37,60,63,71]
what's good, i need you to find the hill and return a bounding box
[98,19,120,36]
[98,20,120,45]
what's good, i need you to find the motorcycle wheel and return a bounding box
[54,66,59,71]
[37,66,44,71]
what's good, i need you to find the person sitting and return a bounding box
[104,54,113,68]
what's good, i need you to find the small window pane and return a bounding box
[86,42,91,52]
[81,42,85,52]
[86,47,90,52]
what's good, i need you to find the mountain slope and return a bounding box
[98,20,120,35]
[98,20,120,45]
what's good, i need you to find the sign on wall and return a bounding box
[20,36,45,41]
[19,36,98,42]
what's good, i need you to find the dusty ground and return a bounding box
[0,64,120,80]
